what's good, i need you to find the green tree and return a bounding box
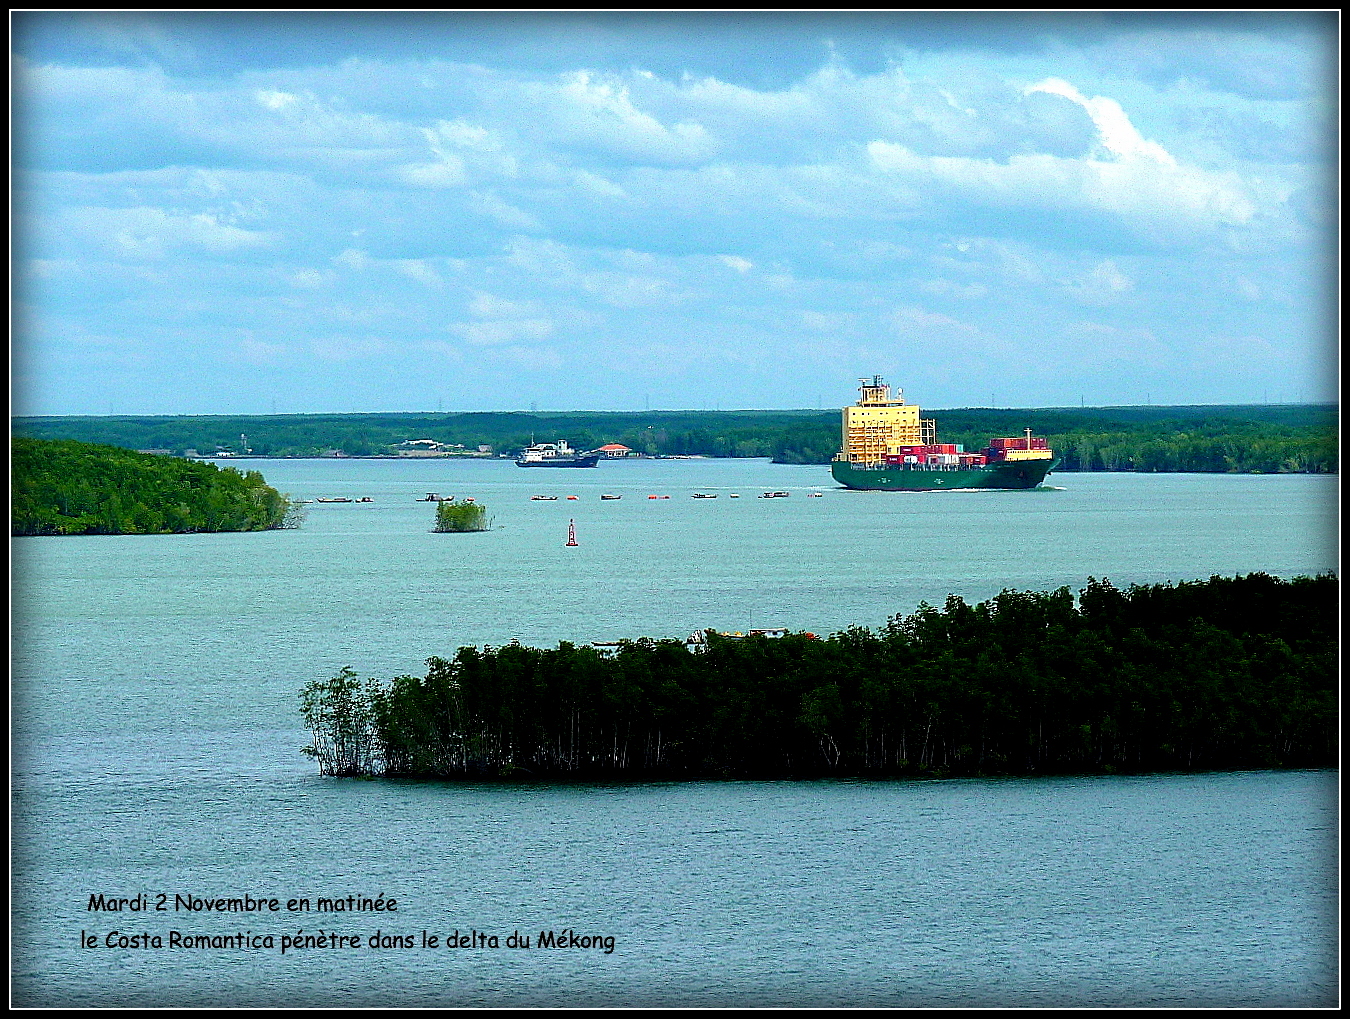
[300,667,381,776]
[434,500,490,532]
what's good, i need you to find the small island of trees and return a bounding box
[301,571,1336,781]
[434,499,490,532]
[11,438,303,535]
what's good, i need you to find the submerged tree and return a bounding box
[434,499,490,532]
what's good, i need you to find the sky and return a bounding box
[11,12,1339,416]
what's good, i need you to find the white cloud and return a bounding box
[529,70,716,164]
[399,155,466,188]
[505,237,576,277]
[332,248,369,271]
[427,119,499,151]
[1025,78,1176,165]
[15,27,1333,413]
[865,77,1265,241]
[396,260,443,287]
[573,169,627,198]
[892,305,977,334]
[718,255,753,273]
[469,191,542,231]
[255,89,299,112]
[397,118,519,189]
[450,318,554,346]
[451,292,554,346]
[579,271,676,309]
[920,279,988,299]
[468,292,535,319]
[289,268,329,289]
[867,140,1256,236]
[64,206,274,259]
[1061,260,1133,304]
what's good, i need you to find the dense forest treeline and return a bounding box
[11,438,301,535]
[301,572,1337,781]
[14,404,1337,473]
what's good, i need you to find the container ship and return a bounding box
[830,377,1058,491]
[515,439,600,468]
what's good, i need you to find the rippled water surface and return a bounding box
[12,461,1339,1006]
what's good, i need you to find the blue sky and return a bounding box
[12,12,1337,415]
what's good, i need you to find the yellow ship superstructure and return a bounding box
[841,376,936,465]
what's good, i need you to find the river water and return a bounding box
[11,460,1339,1006]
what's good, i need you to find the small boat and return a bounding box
[418,493,448,502]
[357,497,373,503]
[566,495,579,501]
[531,495,558,501]
[758,491,790,499]
[809,492,823,498]
[315,497,353,503]
[692,493,718,499]
[601,494,622,500]
[728,493,740,499]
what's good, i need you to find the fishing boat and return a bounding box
[692,492,718,499]
[601,494,622,500]
[315,497,352,503]
[759,491,790,499]
[531,495,559,501]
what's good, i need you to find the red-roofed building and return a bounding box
[596,443,633,458]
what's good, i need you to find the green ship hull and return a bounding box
[831,457,1060,491]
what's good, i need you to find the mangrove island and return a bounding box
[12,437,303,536]
[300,571,1336,781]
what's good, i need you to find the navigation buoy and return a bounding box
[566,519,578,547]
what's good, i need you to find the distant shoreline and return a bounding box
[14,405,1337,474]
[183,454,1337,476]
